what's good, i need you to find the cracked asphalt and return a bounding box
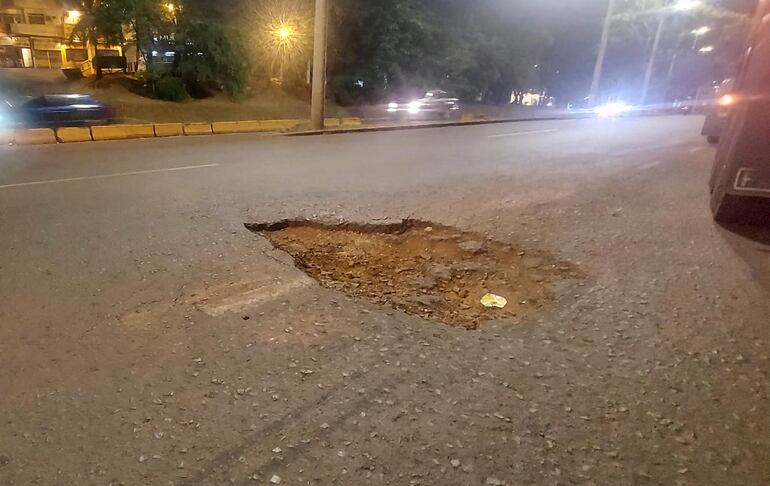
[0,116,768,485]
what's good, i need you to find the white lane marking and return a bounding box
[688,146,707,154]
[640,160,662,170]
[201,277,315,317]
[487,129,560,138]
[0,163,220,190]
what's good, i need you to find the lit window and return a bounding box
[27,13,45,25]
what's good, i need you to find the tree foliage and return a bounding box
[329,0,552,104]
[175,20,249,98]
[72,0,167,56]
[72,0,754,105]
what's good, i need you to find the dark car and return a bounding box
[709,7,770,224]
[701,79,735,144]
[14,94,116,128]
[386,90,461,120]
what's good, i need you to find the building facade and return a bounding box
[0,0,125,72]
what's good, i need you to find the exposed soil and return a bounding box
[247,219,582,328]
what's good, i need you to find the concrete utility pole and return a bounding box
[310,0,328,131]
[589,0,616,105]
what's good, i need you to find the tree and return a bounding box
[327,0,552,105]
[174,19,249,98]
[605,0,751,101]
[71,0,125,48]
[72,0,169,65]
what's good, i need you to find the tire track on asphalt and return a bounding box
[180,318,471,485]
[177,335,409,485]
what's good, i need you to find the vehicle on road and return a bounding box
[672,96,695,114]
[709,7,770,224]
[12,94,116,128]
[701,79,735,144]
[387,90,461,120]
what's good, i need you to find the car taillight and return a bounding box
[719,94,736,107]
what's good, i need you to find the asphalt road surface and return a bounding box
[1,116,768,485]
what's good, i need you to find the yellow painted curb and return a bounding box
[461,114,485,122]
[154,123,184,137]
[14,128,57,145]
[211,120,266,134]
[236,121,262,132]
[183,123,212,136]
[324,118,341,128]
[56,127,92,143]
[211,121,239,134]
[340,117,362,127]
[259,119,301,131]
[91,124,155,141]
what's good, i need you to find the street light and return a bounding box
[640,0,704,104]
[691,26,710,36]
[699,45,714,53]
[673,0,701,11]
[270,23,298,83]
[164,3,179,24]
[666,24,712,91]
[277,26,293,41]
[588,0,617,105]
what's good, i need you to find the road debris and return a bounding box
[480,293,508,308]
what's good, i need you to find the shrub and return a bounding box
[154,75,189,102]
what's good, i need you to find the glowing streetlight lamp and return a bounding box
[673,0,701,11]
[277,26,293,41]
[164,2,180,24]
[270,23,299,83]
[690,25,710,49]
[692,26,710,36]
[641,0,705,104]
[699,45,714,53]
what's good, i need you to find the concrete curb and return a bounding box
[14,128,57,145]
[287,115,591,137]
[8,117,313,146]
[183,123,213,136]
[56,127,93,143]
[154,123,184,137]
[8,115,590,146]
[92,124,156,141]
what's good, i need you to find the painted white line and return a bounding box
[640,160,662,170]
[487,129,560,139]
[201,277,315,317]
[0,163,220,190]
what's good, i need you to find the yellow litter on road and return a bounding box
[480,293,508,308]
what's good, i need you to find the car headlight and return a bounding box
[595,102,630,118]
[387,102,398,109]
[407,101,421,114]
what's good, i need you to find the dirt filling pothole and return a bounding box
[246,219,582,329]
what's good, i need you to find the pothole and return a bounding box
[246,219,582,329]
